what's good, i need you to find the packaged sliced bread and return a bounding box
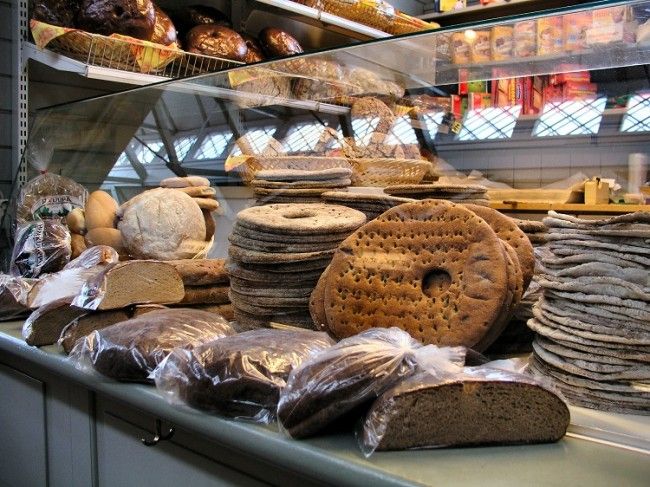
[153,329,334,423]
[72,261,184,310]
[277,328,465,438]
[22,298,87,346]
[70,308,236,382]
[360,365,570,455]
[0,274,35,321]
[59,309,130,354]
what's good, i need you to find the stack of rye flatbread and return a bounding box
[252,168,353,206]
[227,203,366,329]
[321,191,415,220]
[384,183,490,206]
[528,211,650,415]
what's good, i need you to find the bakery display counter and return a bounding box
[0,320,648,487]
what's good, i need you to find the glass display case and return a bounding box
[2,0,649,458]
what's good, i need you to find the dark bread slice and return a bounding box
[59,309,131,354]
[72,308,235,382]
[277,328,422,438]
[23,298,87,346]
[157,329,334,421]
[362,372,569,451]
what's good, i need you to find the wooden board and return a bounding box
[490,202,648,214]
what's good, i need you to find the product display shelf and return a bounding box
[0,320,648,487]
[420,0,595,25]
[250,0,390,40]
[490,202,648,213]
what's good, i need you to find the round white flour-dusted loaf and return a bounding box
[118,188,207,260]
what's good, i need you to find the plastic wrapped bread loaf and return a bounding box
[153,328,334,423]
[70,308,236,382]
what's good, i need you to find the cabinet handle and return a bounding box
[141,419,175,446]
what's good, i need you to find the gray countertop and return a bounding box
[0,320,648,487]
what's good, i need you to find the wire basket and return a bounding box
[227,156,352,183]
[30,19,242,77]
[349,158,432,186]
[293,0,436,35]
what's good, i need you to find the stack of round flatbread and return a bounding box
[384,183,490,206]
[160,176,220,241]
[309,200,534,352]
[487,219,549,355]
[321,191,415,220]
[527,211,650,415]
[252,168,353,206]
[227,203,366,329]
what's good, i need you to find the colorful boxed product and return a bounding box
[450,32,471,64]
[563,11,593,52]
[468,92,492,110]
[537,16,563,55]
[491,26,513,61]
[513,21,536,57]
[470,30,491,63]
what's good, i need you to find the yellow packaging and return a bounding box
[563,12,592,52]
[513,20,536,58]
[537,16,563,56]
[491,26,513,61]
[441,0,466,12]
[450,32,471,64]
[470,30,491,63]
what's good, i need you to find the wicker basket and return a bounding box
[227,156,352,183]
[349,158,432,186]
[385,13,439,36]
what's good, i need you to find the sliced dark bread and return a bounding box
[59,309,131,354]
[23,298,88,346]
[361,371,569,451]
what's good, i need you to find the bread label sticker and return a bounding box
[31,195,84,220]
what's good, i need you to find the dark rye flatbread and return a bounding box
[255,168,353,182]
[229,245,335,264]
[548,246,650,267]
[527,318,650,356]
[226,261,324,283]
[534,335,646,367]
[537,275,650,301]
[251,178,351,189]
[543,290,650,322]
[544,210,650,227]
[232,222,352,243]
[547,239,650,255]
[540,261,649,283]
[228,233,340,254]
[533,334,650,363]
[532,306,650,345]
[533,341,650,381]
[545,297,648,330]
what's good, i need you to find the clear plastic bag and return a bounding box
[64,245,119,270]
[15,172,87,224]
[10,220,72,278]
[359,361,570,455]
[0,274,36,321]
[153,329,335,423]
[70,308,235,383]
[277,327,466,439]
[27,265,106,309]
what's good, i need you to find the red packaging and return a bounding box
[543,84,563,103]
[513,77,525,107]
[451,95,467,118]
[562,81,597,92]
[530,76,545,114]
[468,92,492,110]
[550,71,590,85]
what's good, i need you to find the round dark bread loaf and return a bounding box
[77,0,156,40]
[154,329,334,421]
[150,6,177,46]
[362,370,570,452]
[71,308,235,382]
[10,220,72,278]
[241,33,265,63]
[186,25,248,61]
[32,0,80,27]
[258,27,303,58]
[277,328,425,438]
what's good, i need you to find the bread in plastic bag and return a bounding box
[0,274,36,321]
[22,297,86,346]
[359,362,570,455]
[277,327,466,438]
[153,328,335,423]
[10,220,72,278]
[27,265,108,309]
[64,245,119,270]
[70,308,235,383]
[16,172,87,224]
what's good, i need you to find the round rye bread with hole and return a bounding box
[236,203,366,236]
[323,200,509,350]
[464,204,535,290]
